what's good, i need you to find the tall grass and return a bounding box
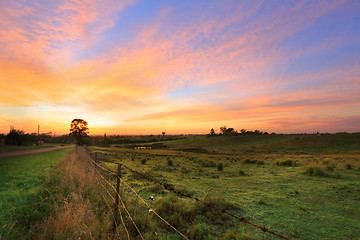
[26,147,116,239]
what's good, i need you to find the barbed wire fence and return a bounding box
[88,155,189,239]
[87,151,290,240]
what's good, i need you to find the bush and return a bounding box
[244,159,264,165]
[243,159,257,164]
[346,163,352,170]
[239,170,246,176]
[168,159,173,166]
[202,161,217,168]
[304,167,340,178]
[217,163,224,171]
[141,159,146,164]
[326,164,336,171]
[278,160,298,167]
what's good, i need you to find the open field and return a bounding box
[0,147,73,239]
[90,134,360,239]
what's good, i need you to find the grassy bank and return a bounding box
[0,147,73,239]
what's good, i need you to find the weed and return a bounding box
[278,160,298,167]
[243,159,257,164]
[217,163,224,171]
[239,170,246,176]
[304,167,340,178]
[326,164,336,171]
[346,163,352,170]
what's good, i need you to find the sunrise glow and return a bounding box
[1,0,359,135]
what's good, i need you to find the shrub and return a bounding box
[346,163,352,170]
[304,167,325,176]
[202,161,217,167]
[326,164,336,171]
[168,159,173,166]
[217,163,224,171]
[243,159,257,164]
[304,167,340,178]
[141,159,146,164]
[278,160,298,167]
[239,170,246,176]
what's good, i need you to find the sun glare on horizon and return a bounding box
[0,0,359,135]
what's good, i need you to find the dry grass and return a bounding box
[33,146,121,240]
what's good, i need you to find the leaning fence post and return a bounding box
[113,163,121,233]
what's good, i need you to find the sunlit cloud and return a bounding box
[0,0,359,134]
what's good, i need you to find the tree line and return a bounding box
[209,126,274,136]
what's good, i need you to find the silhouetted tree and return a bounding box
[225,128,235,135]
[162,132,166,137]
[210,128,216,136]
[5,129,25,145]
[69,118,89,145]
[220,126,227,134]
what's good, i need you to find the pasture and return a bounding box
[90,133,360,239]
[0,147,73,239]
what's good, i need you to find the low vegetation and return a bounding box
[89,133,360,239]
[1,133,359,239]
[0,148,73,239]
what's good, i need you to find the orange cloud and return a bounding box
[0,0,359,134]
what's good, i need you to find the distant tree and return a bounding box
[162,132,166,137]
[220,126,227,134]
[240,129,246,135]
[5,129,25,145]
[225,128,235,135]
[69,118,89,145]
[210,128,216,136]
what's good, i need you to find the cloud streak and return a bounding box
[0,0,359,134]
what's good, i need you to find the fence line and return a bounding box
[94,164,131,239]
[122,164,290,240]
[89,155,290,240]
[88,156,189,240]
[118,175,190,240]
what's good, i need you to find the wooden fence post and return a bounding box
[113,163,121,233]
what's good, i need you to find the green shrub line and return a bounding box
[303,167,341,178]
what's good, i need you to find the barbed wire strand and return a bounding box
[90,158,144,240]
[98,192,121,238]
[89,156,289,240]
[122,164,290,240]
[88,157,189,240]
[119,177,189,240]
[94,166,131,240]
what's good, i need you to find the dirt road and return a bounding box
[0,145,73,158]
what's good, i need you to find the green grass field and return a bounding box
[90,134,360,239]
[0,147,73,239]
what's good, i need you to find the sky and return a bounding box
[0,0,360,135]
